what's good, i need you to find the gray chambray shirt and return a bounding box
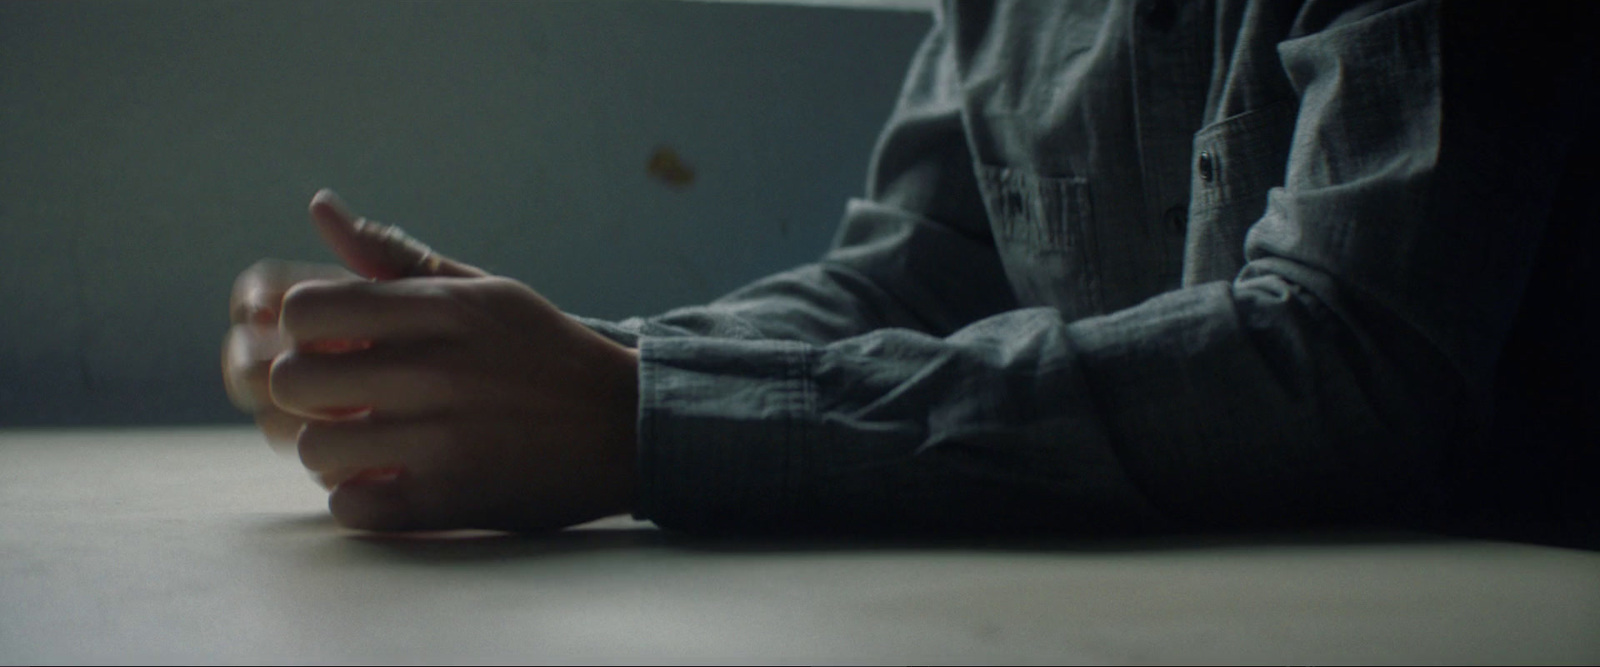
[582,0,1598,536]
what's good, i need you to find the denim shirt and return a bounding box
[583,0,1598,534]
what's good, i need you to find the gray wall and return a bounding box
[0,1,931,426]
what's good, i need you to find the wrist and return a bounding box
[607,347,642,516]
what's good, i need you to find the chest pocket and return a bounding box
[975,164,1101,320]
[1183,100,1297,285]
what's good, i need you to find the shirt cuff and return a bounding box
[633,335,815,532]
[570,315,643,348]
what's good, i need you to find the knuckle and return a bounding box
[295,425,332,471]
[480,276,529,303]
[455,276,532,321]
[266,350,304,407]
[328,487,411,531]
[276,286,310,335]
[278,280,339,336]
[231,260,290,319]
[478,275,521,293]
[277,281,317,318]
[229,266,268,323]
[226,360,273,414]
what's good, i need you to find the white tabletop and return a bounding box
[2,427,1596,664]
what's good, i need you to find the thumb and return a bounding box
[308,188,488,280]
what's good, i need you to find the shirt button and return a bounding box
[1164,205,1188,233]
[1197,151,1216,182]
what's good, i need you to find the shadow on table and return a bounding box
[254,511,1486,566]
[669,526,1467,556]
[256,512,675,563]
[674,520,1598,554]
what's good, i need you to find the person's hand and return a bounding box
[223,189,639,531]
[225,258,360,450]
[224,190,495,451]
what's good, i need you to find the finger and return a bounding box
[312,467,345,490]
[222,323,288,412]
[327,475,419,531]
[230,259,359,325]
[224,324,308,452]
[327,460,556,532]
[327,464,471,532]
[268,344,464,418]
[278,277,479,344]
[296,418,448,474]
[309,189,487,280]
[256,409,305,452]
[224,324,353,431]
[313,465,406,491]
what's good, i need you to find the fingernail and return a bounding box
[300,338,374,354]
[318,406,372,420]
[312,188,356,223]
[344,466,404,486]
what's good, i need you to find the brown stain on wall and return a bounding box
[647,145,695,189]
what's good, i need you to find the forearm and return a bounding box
[638,255,1478,532]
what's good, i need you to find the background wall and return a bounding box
[0,0,932,426]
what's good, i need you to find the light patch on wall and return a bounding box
[682,0,935,10]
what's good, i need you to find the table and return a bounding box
[2,427,1596,664]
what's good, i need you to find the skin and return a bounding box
[222,189,640,531]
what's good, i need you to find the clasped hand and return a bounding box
[222,190,639,531]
